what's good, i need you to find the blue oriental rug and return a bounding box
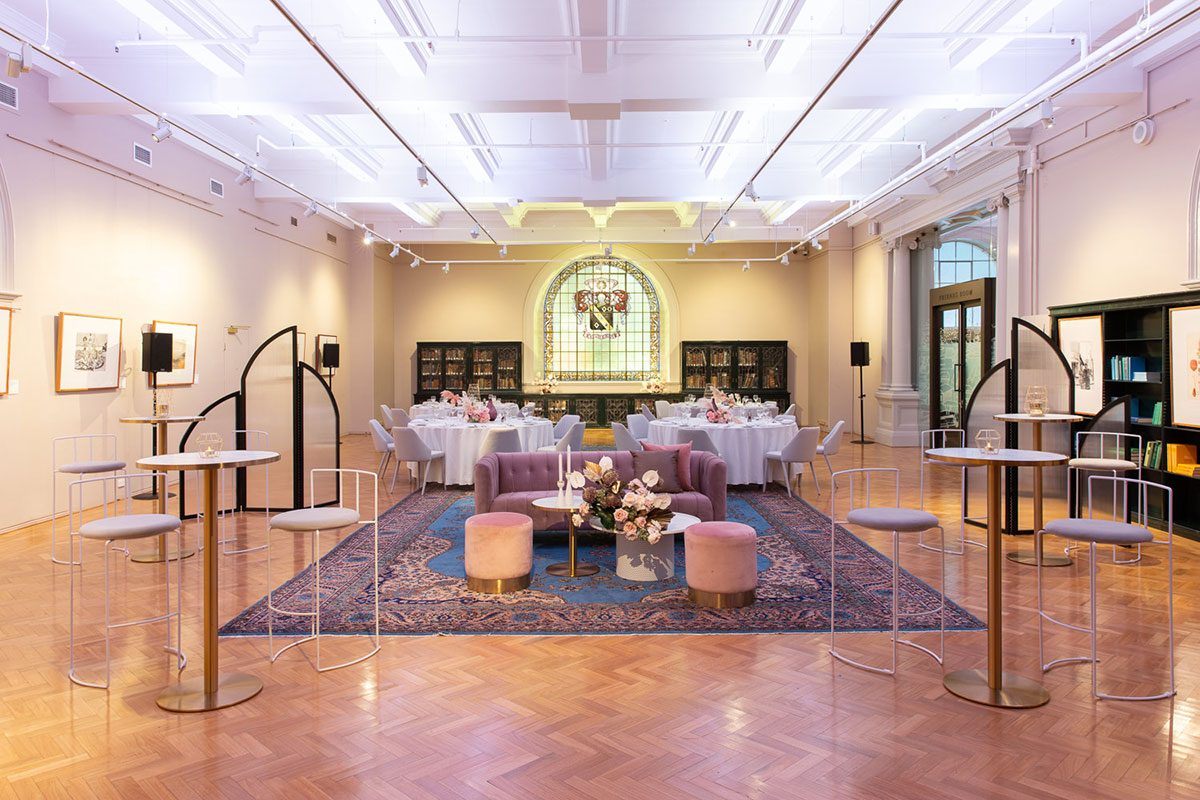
[220,489,983,636]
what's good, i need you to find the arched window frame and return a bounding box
[542,254,660,381]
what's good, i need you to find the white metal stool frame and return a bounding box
[918,428,986,554]
[1068,431,1143,564]
[51,434,125,566]
[68,472,186,689]
[212,429,270,555]
[1037,475,1174,701]
[268,468,380,672]
[829,468,946,676]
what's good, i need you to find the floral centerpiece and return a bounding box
[642,374,666,394]
[464,399,490,423]
[710,386,729,406]
[706,406,733,424]
[535,373,558,395]
[567,456,673,543]
[440,390,462,405]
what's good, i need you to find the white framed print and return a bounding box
[1057,314,1103,415]
[1169,304,1200,429]
[0,307,11,395]
[56,312,123,392]
[152,320,198,386]
[316,333,337,375]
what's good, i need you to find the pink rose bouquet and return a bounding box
[567,456,672,542]
[706,406,733,424]
[464,400,490,423]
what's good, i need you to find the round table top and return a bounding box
[925,447,1068,467]
[994,413,1082,423]
[119,415,205,424]
[661,512,702,534]
[137,450,280,471]
[531,493,581,512]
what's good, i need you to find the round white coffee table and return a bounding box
[612,511,701,582]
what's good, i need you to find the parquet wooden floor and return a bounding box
[2,434,1198,799]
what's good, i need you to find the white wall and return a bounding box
[0,73,355,532]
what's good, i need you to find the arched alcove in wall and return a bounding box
[521,245,680,391]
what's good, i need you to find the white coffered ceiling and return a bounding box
[1,0,1197,249]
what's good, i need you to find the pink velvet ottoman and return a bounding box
[684,521,757,608]
[465,512,533,594]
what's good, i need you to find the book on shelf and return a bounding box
[1168,443,1198,475]
[1144,440,1164,470]
[1153,401,1163,425]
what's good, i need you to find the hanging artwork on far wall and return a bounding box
[152,320,198,386]
[316,333,337,375]
[1169,304,1200,429]
[1056,314,1103,415]
[0,307,11,395]
[56,312,123,392]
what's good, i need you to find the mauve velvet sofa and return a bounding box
[474,450,727,530]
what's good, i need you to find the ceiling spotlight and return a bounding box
[235,166,254,185]
[416,165,429,187]
[811,237,822,250]
[151,117,173,143]
[742,260,750,272]
[781,252,789,265]
[604,244,613,257]
[687,243,696,257]
[410,256,420,268]
[389,244,400,258]
[442,262,450,274]
[469,225,480,240]
[6,43,30,79]
[705,232,715,246]
[944,154,959,174]
[303,201,318,217]
[499,245,507,258]
[745,181,759,202]
[363,230,376,245]
[721,212,730,226]
[1039,99,1055,129]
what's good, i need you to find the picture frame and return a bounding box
[152,320,198,386]
[1056,314,1103,415]
[56,312,123,392]
[0,307,11,395]
[316,333,337,375]
[1169,304,1200,429]
[297,331,307,365]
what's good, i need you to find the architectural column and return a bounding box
[875,237,921,446]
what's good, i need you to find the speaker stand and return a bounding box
[852,363,874,445]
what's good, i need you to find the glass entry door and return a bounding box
[930,279,995,430]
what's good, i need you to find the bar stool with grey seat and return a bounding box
[268,468,380,672]
[538,421,585,453]
[1068,431,1143,564]
[829,467,945,675]
[368,419,394,477]
[51,434,127,565]
[68,472,185,689]
[379,404,394,429]
[815,420,845,488]
[678,428,720,457]
[1037,475,1174,701]
[611,421,643,451]
[478,426,521,459]
[918,428,986,555]
[762,426,821,497]
[390,427,445,494]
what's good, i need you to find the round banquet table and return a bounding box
[647,418,798,485]
[410,401,520,419]
[670,401,777,419]
[408,417,554,485]
[925,447,1067,710]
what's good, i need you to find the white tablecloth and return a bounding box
[407,418,554,485]
[670,401,778,419]
[647,418,798,485]
[410,401,521,419]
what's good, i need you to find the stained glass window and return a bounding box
[543,255,660,381]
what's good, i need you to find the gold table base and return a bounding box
[546,561,600,577]
[1006,549,1071,567]
[944,668,1050,708]
[157,673,263,712]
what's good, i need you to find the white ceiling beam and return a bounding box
[576,0,609,74]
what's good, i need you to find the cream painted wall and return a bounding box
[392,243,808,411]
[0,74,354,532]
[851,234,886,439]
[805,250,830,427]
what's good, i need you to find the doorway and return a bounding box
[930,278,995,429]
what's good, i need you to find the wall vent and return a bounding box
[290,216,298,227]
[0,81,17,112]
[133,142,152,167]
[326,232,337,244]
[209,179,224,198]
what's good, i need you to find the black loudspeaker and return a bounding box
[142,331,174,373]
[321,342,340,369]
[850,341,870,367]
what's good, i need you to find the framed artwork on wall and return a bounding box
[0,307,11,395]
[1057,314,1103,415]
[1169,305,1200,428]
[297,331,307,365]
[316,333,337,375]
[56,312,123,392]
[152,320,198,386]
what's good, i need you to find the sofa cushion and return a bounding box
[631,450,681,493]
[641,441,694,490]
